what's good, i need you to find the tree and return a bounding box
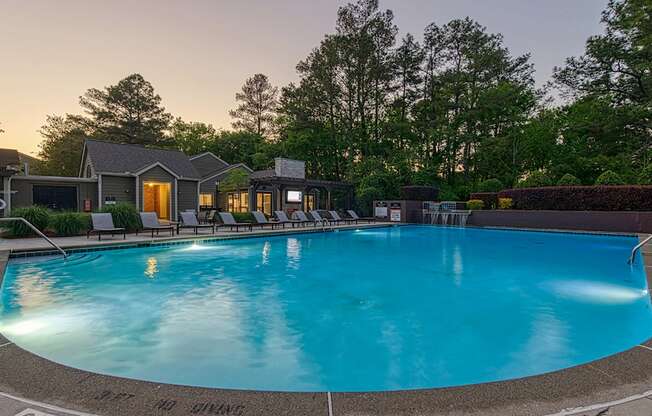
[0,122,4,134]
[36,115,89,176]
[553,0,652,173]
[79,73,172,146]
[229,74,278,138]
[169,118,217,155]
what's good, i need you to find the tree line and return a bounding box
[31,0,652,206]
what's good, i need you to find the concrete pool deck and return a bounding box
[0,227,650,415]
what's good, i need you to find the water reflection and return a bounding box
[262,241,271,265]
[144,257,159,279]
[286,238,301,270]
[545,280,648,304]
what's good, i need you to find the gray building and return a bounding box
[1,140,353,219]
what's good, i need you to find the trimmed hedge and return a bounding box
[231,212,255,223]
[50,212,90,236]
[400,186,439,201]
[498,186,652,211]
[467,200,484,210]
[469,192,498,209]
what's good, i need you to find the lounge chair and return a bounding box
[217,212,253,232]
[252,211,283,230]
[309,210,331,225]
[347,209,376,223]
[179,211,215,234]
[138,212,175,237]
[292,210,318,227]
[200,209,216,224]
[87,213,126,240]
[329,210,354,225]
[275,210,306,228]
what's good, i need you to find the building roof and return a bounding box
[0,149,20,168]
[249,169,352,188]
[84,140,200,179]
[189,152,231,178]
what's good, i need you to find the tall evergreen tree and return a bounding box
[229,74,278,138]
[78,74,172,146]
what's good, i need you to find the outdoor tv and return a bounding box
[286,190,303,203]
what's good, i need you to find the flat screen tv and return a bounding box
[286,190,303,203]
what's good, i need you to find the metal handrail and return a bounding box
[0,217,68,258]
[628,235,652,264]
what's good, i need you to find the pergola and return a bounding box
[248,173,354,212]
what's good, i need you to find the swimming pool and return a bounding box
[0,226,650,392]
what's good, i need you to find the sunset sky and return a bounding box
[1,0,607,155]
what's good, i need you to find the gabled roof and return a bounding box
[189,152,230,178]
[199,163,254,184]
[83,140,200,179]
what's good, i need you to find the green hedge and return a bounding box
[101,203,141,231]
[230,212,255,223]
[2,206,50,237]
[49,212,90,236]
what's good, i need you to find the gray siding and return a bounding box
[178,180,198,212]
[138,166,175,218]
[191,154,229,177]
[101,175,136,207]
[10,178,98,211]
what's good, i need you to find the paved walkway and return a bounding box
[0,222,390,253]
[0,389,652,416]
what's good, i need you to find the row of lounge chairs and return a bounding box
[88,210,374,240]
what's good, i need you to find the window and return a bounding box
[256,192,272,216]
[200,193,214,207]
[304,193,315,211]
[227,191,249,213]
[33,185,78,211]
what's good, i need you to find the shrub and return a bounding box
[466,199,485,210]
[400,186,439,201]
[469,192,497,209]
[557,174,582,186]
[638,165,652,185]
[498,186,652,211]
[101,203,140,231]
[356,186,383,216]
[50,212,90,236]
[498,198,513,209]
[477,178,504,193]
[516,171,554,188]
[595,170,624,186]
[2,206,50,237]
[230,212,255,223]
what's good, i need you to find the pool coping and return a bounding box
[0,229,650,415]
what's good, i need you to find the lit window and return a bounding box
[200,193,213,207]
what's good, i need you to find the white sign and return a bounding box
[0,198,5,210]
[390,209,401,222]
[374,207,388,217]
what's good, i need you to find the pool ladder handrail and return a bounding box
[0,217,68,258]
[628,234,652,264]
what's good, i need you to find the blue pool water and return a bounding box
[1,226,651,392]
